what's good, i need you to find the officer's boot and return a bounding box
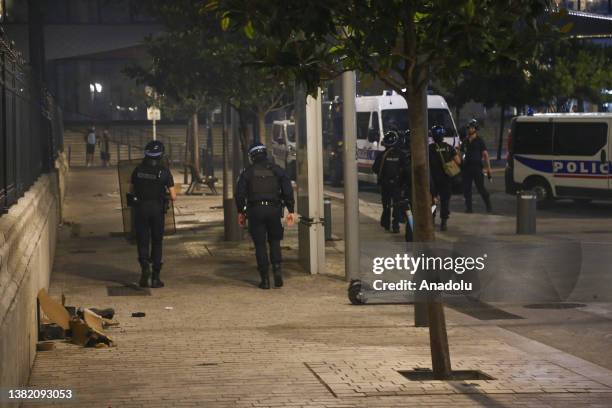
[258,267,270,289]
[440,218,448,231]
[272,264,283,288]
[484,196,493,213]
[151,267,165,288]
[139,263,150,288]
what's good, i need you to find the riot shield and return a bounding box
[117,158,176,238]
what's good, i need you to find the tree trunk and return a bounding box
[406,81,452,380]
[184,117,191,185]
[192,113,201,175]
[258,110,267,146]
[497,104,507,160]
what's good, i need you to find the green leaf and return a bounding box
[244,21,255,39]
[560,22,574,34]
[221,16,230,31]
[464,0,475,19]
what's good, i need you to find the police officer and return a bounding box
[235,143,295,289]
[461,119,492,213]
[372,131,409,233]
[130,141,176,288]
[429,125,460,231]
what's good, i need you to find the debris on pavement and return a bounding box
[90,308,115,319]
[164,306,173,310]
[38,289,70,330]
[131,312,146,317]
[39,323,65,340]
[36,342,55,352]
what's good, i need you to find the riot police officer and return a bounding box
[235,143,295,289]
[130,141,176,288]
[461,119,492,213]
[372,131,409,233]
[429,125,460,231]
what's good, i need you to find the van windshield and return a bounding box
[286,124,295,143]
[381,108,457,137]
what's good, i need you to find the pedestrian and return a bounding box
[372,131,410,233]
[100,129,111,167]
[460,119,492,213]
[85,126,96,167]
[429,125,461,231]
[235,143,296,289]
[130,140,176,288]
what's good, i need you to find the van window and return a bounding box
[513,122,553,155]
[286,124,296,143]
[553,123,607,156]
[428,109,456,137]
[272,125,283,143]
[357,112,370,139]
[382,109,409,132]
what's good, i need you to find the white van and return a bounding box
[270,120,296,180]
[356,91,459,183]
[506,113,612,205]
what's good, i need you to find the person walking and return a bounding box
[235,143,295,289]
[461,119,492,213]
[372,131,410,233]
[429,125,461,231]
[130,141,176,288]
[100,129,111,167]
[85,126,96,167]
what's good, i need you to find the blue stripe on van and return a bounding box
[514,155,553,173]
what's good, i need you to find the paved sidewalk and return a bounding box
[24,168,612,407]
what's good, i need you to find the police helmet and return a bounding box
[467,118,479,130]
[248,142,267,161]
[382,131,400,148]
[430,125,446,143]
[144,140,165,158]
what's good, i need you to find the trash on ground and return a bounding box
[131,312,146,317]
[164,306,173,310]
[39,323,65,340]
[69,317,114,348]
[38,289,70,330]
[90,308,115,319]
[36,342,55,351]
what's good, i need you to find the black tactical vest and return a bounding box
[382,149,402,181]
[248,162,280,201]
[133,161,166,202]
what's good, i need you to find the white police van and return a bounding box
[506,113,612,206]
[270,120,296,180]
[356,91,459,184]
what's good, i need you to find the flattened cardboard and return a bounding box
[37,289,70,330]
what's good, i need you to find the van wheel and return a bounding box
[524,178,552,209]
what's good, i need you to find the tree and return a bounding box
[213,0,558,379]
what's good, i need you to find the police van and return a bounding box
[506,113,612,206]
[270,120,296,180]
[356,91,459,184]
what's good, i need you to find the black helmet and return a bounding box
[248,142,267,161]
[467,118,479,130]
[430,125,446,143]
[144,140,165,158]
[382,131,400,148]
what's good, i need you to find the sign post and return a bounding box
[147,106,161,140]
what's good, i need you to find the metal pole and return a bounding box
[342,71,359,282]
[152,119,157,141]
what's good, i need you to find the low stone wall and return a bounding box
[0,159,67,395]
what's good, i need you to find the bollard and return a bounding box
[516,192,536,234]
[324,197,332,241]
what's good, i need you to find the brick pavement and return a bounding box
[22,168,612,407]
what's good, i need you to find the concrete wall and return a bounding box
[0,155,68,395]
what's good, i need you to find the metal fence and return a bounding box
[1,29,63,214]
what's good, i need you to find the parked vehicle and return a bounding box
[506,113,612,206]
[270,120,296,180]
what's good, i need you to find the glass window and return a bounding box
[428,109,457,137]
[272,125,283,143]
[100,0,130,23]
[382,109,409,132]
[554,122,607,156]
[356,112,370,140]
[286,124,295,143]
[513,122,553,155]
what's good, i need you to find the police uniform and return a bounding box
[236,145,294,289]
[429,141,456,229]
[372,137,409,233]
[131,150,174,288]
[461,135,491,212]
